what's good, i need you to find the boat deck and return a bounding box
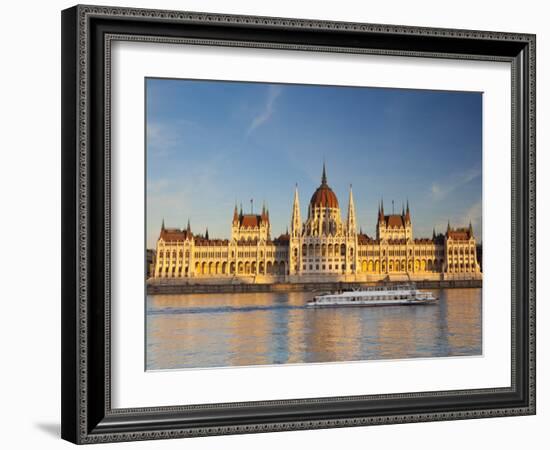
[307,285,437,307]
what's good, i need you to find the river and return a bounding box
[146,288,481,370]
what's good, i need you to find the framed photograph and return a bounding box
[61,4,536,444]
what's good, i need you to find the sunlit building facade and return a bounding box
[152,165,481,282]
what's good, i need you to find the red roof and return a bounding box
[159,228,192,242]
[239,214,268,228]
[448,230,470,240]
[358,234,376,244]
[274,233,290,243]
[384,215,405,228]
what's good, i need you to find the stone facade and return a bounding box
[151,165,481,282]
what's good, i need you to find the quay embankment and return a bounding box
[146,278,482,295]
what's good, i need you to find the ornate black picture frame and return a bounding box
[61,4,536,444]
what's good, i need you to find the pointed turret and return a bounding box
[447,220,451,234]
[205,227,209,240]
[291,183,301,238]
[405,199,411,223]
[321,162,327,185]
[378,198,385,223]
[347,184,357,235]
[233,203,239,224]
[469,220,474,237]
[161,218,165,231]
[187,218,191,233]
[433,227,436,240]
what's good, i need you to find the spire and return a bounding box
[239,202,243,218]
[405,199,411,223]
[433,227,436,240]
[378,198,385,223]
[161,218,165,231]
[291,183,301,238]
[469,220,474,237]
[447,220,451,233]
[401,202,405,216]
[321,162,327,185]
[187,218,191,233]
[205,227,209,240]
[347,184,357,235]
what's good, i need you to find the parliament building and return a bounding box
[151,165,481,282]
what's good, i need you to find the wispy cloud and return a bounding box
[430,164,481,201]
[147,119,198,157]
[246,85,282,136]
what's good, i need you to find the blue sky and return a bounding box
[146,78,482,249]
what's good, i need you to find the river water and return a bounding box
[146,288,481,370]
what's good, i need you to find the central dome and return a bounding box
[309,164,339,209]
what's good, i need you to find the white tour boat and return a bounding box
[306,284,437,307]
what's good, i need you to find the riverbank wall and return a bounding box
[147,278,482,295]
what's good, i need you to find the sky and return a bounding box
[146,78,482,249]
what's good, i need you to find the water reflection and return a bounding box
[146,288,481,370]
